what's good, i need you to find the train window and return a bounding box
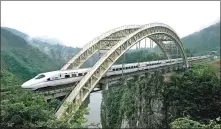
[72,74,76,77]
[47,78,50,81]
[84,72,87,75]
[113,69,115,71]
[119,68,122,70]
[116,68,119,71]
[78,73,83,76]
[35,74,45,79]
[65,75,70,78]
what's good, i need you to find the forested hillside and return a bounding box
[0,27,100,85]
[181,21,220,56]
[1,28,63,82]
[3,27,80,64]
[0,28,88,128]
[28,38,80,63]
[116,49,165,64]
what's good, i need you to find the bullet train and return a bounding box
[21,55,211,90]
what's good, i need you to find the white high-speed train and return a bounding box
[21,55,210,90]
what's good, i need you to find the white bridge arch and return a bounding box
[56,23,189,120]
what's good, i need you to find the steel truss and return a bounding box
[56,23,189,120]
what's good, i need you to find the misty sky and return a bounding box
[1,1,220,47]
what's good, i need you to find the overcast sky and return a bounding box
[1,1,220,47]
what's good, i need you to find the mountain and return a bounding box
[181,21,220,56]
[31,36,64,45]
[1,28,63,82]
[2,27,80,62]
[3,27,29,39]
[1,27,91,84]
[27,37,80,63]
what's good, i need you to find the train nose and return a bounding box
[21,80,36,89]
[21,82,30,88]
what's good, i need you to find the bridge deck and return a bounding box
[37,56,211,100]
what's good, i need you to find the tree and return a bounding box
[170,117,221,129]
[0,86,88,128]
[164,64,221,123]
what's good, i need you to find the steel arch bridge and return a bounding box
[56,23,189,120]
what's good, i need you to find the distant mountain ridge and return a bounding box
[1,28,63,82]
[27,37,80,63]
[30,36,64,45]
[3,27,29,39]
[181,21,220,56]
[3,27,64,45]
[2,27,80,64]
[1,27,93,84]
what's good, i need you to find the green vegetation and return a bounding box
[1,28,63,81]
[29,38,80,64]
[101,86,124,128]
[182,22,220,56]
[0,27,88,128]
[0,86,88,128]
[1,69,21,87]
[101,73,165,128]
[170,117,221,129]
[101,63,221,128]
[164,64,220,122]
[116,50,165,64]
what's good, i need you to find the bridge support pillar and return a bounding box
[102,82,109,91]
